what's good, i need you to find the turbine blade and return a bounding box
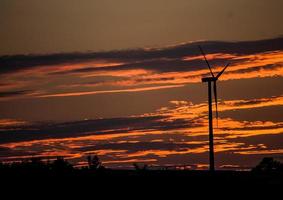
[216,62,230,79]
[213,81,218,127]
[198,45,214,77]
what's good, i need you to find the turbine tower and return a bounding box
[199,46,230,171]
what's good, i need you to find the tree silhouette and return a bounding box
[51,157,73,173]
[253,157,283,172]
[87,155,102,170]
[133,163,148,171]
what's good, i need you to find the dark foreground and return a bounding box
[1,157,283,192]
[2,169,283,185]
[1,169,282,197]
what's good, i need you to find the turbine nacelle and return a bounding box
[202,77,218,83]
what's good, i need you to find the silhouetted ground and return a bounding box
[2,169,283,184]
[1,157,283,191]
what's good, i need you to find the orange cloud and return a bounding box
[38,84,185,98]
[183,53,235,61]
[0,119,29,129]
[92,51,283,88]
[1,49,283,102]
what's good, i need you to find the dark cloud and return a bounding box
[0,52,100,74]
[1,37,283,75]
[222,123,283,132]
[232,99,270,107]
[0,90,32,98]
[75,141,203,153]
[230,133,283,150]
[0,147,10,152]
[221,105,283,123]
[228,64,282,75]
[0,115,197,144]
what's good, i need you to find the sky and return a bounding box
[1,0,283,55]
[0,0,283,170]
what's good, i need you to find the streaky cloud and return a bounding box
[1,37,283,75]
[38,84,185,98]
[0,90,32,98]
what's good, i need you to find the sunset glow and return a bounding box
[1,1,283,171]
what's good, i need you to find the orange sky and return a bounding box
[0,27,283,169]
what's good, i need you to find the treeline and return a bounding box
[0,155,105,177]
[1,156,283,175]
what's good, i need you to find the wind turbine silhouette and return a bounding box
[199,46,230,171]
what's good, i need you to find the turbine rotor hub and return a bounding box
[202,77,218,82]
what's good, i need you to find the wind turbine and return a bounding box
[198,46,230,171]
